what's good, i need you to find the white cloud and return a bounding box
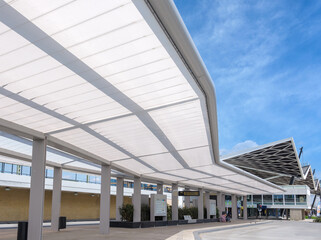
[220,140,258,156]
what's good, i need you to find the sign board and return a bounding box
[317,201,321,217]
[225,200,232,207]
[154,194,167,217]
[209,200,216,216]
[178,191,200,196]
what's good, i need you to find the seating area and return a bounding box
[184,215,197,224]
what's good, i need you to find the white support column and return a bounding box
[232,194,237,221]
[217,192,223,216]
[99,164,111,234]
[222,194,226,213]
[185,187,190,208]
[28,138,47,240]
[51,167,62,232]
[243,196,248,220]
[198,188,204,219]
[116,177,124,221]
[157,183,163,194]
[133,176,141,222]
[172,183,178,221]
[205,192,210,219]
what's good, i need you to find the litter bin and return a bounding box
[59,216,66,230]
[17,221,28,240]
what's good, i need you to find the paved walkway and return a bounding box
[200,220,321,240]
[2,220,319,240]
[0,220,256,240]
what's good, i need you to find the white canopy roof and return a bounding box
[0,0,283,195]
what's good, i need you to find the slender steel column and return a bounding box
[99,164,111,234]
[133,176,141,222]
[51,167,62,231]
[172,183,178,220]
[232,194,237,221]
[157,183,163,194]
[243,196,248,220]
[198,188,204,219]
[116,177,124,221]
[28,138,47,240]
[205,192,210,219]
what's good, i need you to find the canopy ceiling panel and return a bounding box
[178,146,213,168]
[51,128,130,161]
[149,100,209,151]
[139,153,183,172]
[0,0,284,194]
[0,131,102,169]
[143,172,187,182]
[88,115,169,157]
[193,165,237,177]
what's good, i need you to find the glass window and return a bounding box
[296,195,307,205]
[21,166,31,176]
[62,171,76,181]
[253,195,262,204]
[0,163,3,172]
[111,178,117,186]
[4,163,12,173]
[274,195,284,205]
[247,195,252,202]
[89,175,99,184]
[76,173,87,182]
[95,176,101,184]
[263,195,272,205]
[284,195,294,205]
[225,195,231,201]
[89,175,95,183]
[46,169,54,178]
[12,165,18,174]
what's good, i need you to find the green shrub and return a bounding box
[167,205,172,220]
[189,207,198,219]
[313,217,321,222]
[141,204,150,221]
[119,204,134,222]
[178,207,198,219]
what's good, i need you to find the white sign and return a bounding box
[209,200,216,216]
[154,194,167,217]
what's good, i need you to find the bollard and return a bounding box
[59,216,66,230]
[17,221,28,240]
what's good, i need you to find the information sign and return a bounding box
[154,194,167,217]
[178,191,200,196]
[209,200,216,216]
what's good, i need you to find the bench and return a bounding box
[184,215,197,223]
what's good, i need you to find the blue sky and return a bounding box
[175,0,321,179]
